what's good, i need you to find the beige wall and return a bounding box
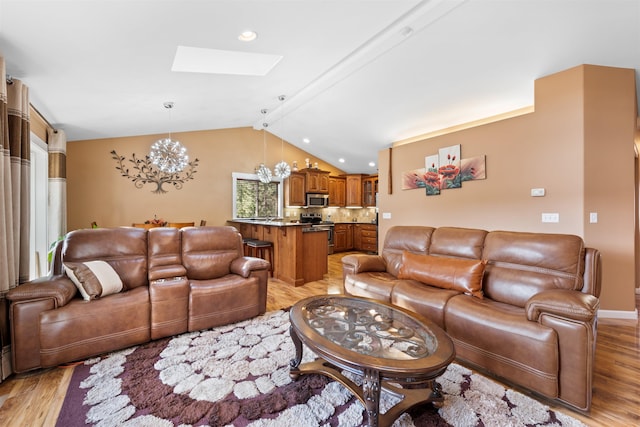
[582,66,637,312]
[67,127,344,230]
[378,65,637,312]
[67,65,637,312]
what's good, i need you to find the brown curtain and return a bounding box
[0,55,31,381]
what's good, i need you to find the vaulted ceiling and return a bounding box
[1,0,639,173]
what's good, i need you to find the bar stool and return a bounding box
[242,237,257,256]
[245,239,274,277]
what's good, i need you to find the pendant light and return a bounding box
[256,109,272,183]
[149,102,189,173]
[273,95,291,178]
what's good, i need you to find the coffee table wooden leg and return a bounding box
[289,325,303,379]
[363,368,381,427]
[430,380,444,408]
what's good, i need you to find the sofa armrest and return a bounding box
[341,254,386,275]
[525,289,600,323]
[7,275,78,373]
[6,275,77,307]
[230,256,270,278]
[582,247,601,297]
[149,265,187,281]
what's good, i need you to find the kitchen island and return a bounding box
[228,220,328,286]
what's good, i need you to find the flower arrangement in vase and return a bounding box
[144,215,167,227]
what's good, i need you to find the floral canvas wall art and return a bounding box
[461,155,487,181]
[402,168,427,190]
[401,144,486,195]
[424,154,441,196]
[438,145,461,189]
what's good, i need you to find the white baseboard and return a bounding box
[598,309,638,320]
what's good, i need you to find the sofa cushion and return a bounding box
[381,226,435,277]
[444,295,559,399]
[343,271,399,302]
[398,252,486,298]
[62,227,148,290]
[181,226,243,280]
[391,280,459,329]
[39,287,150,367]
[63,260,123,300]
[429,227,488,259]
[188,274,263,331]
[482,231,585,307]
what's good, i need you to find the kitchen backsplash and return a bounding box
[284,207,377,223]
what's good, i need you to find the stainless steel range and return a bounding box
[300,213,334,254]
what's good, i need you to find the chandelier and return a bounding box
[273,95,291,179]
[256,109,272,183]
[150,102,189,173]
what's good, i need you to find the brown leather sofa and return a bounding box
[341,226,601,412]
[6,226,270,373]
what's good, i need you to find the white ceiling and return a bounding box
[1,0,639,173]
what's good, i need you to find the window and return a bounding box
[30,134,49,279]
[232,172,282,219]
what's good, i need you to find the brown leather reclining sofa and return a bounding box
[342,226,601,412]
[6,225,270,374]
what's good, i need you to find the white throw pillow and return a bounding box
[63,260,124,301]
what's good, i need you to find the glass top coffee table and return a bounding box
[289,295,455,427]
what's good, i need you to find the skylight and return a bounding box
[172,46,283,76]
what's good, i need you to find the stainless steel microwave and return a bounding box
[306,193,329,207]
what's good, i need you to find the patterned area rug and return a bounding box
[56,310,586,427]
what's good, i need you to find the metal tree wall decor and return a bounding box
[111,150,199,194]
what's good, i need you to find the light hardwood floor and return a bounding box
[0,252,638,426]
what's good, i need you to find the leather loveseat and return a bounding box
[341,226,601,412]
[6,225,270,373]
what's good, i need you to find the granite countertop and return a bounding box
[335,221,378,225]
[230,219,377,226]
[229,219,305,227]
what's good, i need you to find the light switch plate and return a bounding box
[589,212,598,223]
[531,188,545,197]
[541,213,559,223]
[382,212,391,219]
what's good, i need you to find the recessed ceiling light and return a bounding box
[302,138,310,144]
[238,31,257,42]
[369,162,376,167]
[339,158,345,163]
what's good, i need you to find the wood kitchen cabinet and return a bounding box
[346,174,363,207]
[352,224,362,250]
[346,174,378,207]
[234,222,276,242]
[354,223,378,253]
[333,223,353,252]
[235,222,252,239]
[363,175,378,207]
[328,176,346,207]
[302,229,328,283]
[285,171,306,206]
[304,169,330,193]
